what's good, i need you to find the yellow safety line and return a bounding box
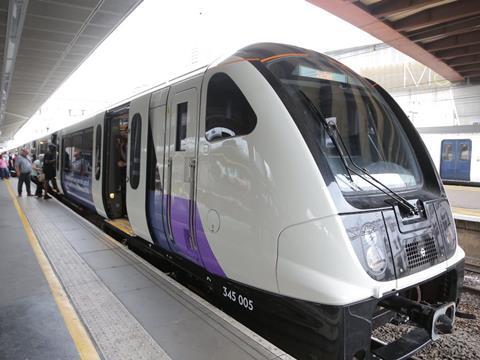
[452,206,480,217]
[4,180,100,360]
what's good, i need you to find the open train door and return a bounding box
[126,93,153,243]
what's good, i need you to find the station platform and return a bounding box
[445,185,480,222]
[0,179,292,360]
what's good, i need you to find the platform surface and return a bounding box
[444,185,480,222]
[0,180,80,359]
[1,178,292,360]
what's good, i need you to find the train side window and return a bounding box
[83,129,93,178]
[95,125,102,180]
[63,135,72,172]
[442,143,453,161]
[205,73,257,142]
[459,143,470,161]
[176,102,187,151]
[130,113,142,189]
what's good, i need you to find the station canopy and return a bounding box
[0,0,143,147]
[309,0,480,84]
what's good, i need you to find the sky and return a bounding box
[6,0,379,149]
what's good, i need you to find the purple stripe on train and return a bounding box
[147,190,226,277]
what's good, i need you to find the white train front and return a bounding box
[33,43,464,359]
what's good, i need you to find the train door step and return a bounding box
[105,218,135,236]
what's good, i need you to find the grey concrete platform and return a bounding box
[0,180,79,359]
[4,178,293,360]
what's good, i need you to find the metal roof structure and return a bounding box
[0,0,143,147]
[308,0,480,84]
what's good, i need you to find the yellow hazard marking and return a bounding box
[105,218,136,236]
[452,206,480,218]
[4,180,100,360]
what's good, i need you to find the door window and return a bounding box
[129,113,142,189]
[95,125,102,180]
[442,143,453,161]
[459,143,470,161]
[63,135,72,172]
[176,102,188,151]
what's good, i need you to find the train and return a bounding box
[24,43,464,359]
[420,129,480,186]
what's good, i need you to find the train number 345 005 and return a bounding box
[222,286,254,311]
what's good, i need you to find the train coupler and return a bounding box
[379,294,456,340]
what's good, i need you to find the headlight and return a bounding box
[342,214,394,281]
[435,201,457,258]
[362,224,387,274]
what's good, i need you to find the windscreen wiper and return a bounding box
[297,90,418,216]
[297,90,353,182]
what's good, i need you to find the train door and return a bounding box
[165,82,203,265]
[92,113,107,218]
[103,104,130,220]
[455,140,472,181]
[126,94,153,243]
[440,139,471,181]
[145,87,172,251]
[440,140,455,180]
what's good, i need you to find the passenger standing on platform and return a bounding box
[8,153,15,176]
[43,144,57,200]
[0,153,9,180]
[15,148,33,196]
[32,154,44,197]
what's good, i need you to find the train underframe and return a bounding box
[125,236,464,360]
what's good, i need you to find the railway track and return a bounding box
[464,258,480,295]
[465,257,480,274]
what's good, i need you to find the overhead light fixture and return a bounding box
[0,0,30,128]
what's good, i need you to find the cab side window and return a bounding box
[205,73,257,142]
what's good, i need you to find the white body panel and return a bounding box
[277,215,396,305]
[196,59,338,293]
[126,94,153,243]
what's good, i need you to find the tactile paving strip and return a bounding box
[19,200,171,360]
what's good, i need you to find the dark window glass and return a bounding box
[82,129,93,178]
[262,54,422,194]
[62,136,71,172]
[63,129,93,178]
[442,143,453,161]
[205,73,257,142]
[130,114,142,189]
[459,143,470,161]
[73,133,82,148]
[95,125,102,180]
[176,102,187,151]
